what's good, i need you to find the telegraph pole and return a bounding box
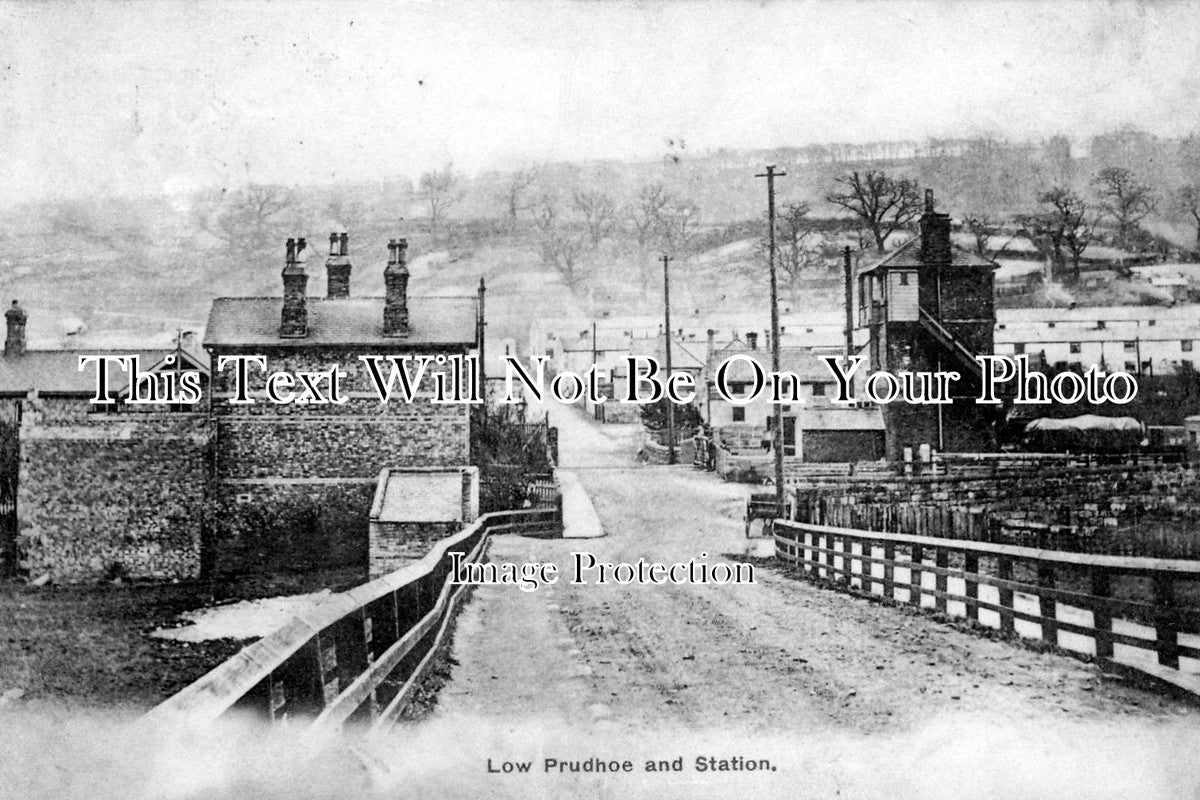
[843,246,855,399]
[662,253,676,465]
[755,165,786,518]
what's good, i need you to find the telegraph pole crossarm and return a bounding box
[755,165,787,520]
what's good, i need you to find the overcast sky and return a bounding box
[2,0,1199,204]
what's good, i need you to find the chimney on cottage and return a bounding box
[326,231,352,299]
[4,300,26,357]
[280,237,309,338]
[746,331,759,350]
[383,238,410,337]
[919,188,952,268]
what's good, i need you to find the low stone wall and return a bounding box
[641,431,696,465]
[18,413,209,583]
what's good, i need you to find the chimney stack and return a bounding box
[280,237,309,338]
[746,331,758,350]
[919,189,952,267]
[326,231,352,299]
[4,300,27,357]
[383,238,410,337]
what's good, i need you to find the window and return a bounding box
[1048,322,1056,329]
[781,405,792,413]
[732,407,745,422]
[1183,340,1194,352]
[1124,361,1136,372]
[899,273,910,285]
[1149,320,1157,327]
[1013,343,1026,355]
[1124,341,1137,352]
[1096,321,1106,330]
[1069,342,1081,354]
[727,381,749,395]
[811,383,826,396]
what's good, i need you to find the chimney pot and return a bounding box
[280,238,309,338]
[5,300,27,357]
[919,193,952,269]
[383,237,411,337]
[326,231,352,299]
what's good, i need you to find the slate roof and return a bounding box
[860,237,998,274]
[204,295,478,349]
[0,350,170,396]
[710,344,835,383]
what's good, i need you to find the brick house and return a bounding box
[203,235,481,576]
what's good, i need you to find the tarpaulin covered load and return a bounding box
[1022,415,1146,453]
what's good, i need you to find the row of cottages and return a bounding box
[0,234,483,583]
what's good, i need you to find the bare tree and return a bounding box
[498,166,537,233]
[419,164,464,239]
[571,189,618,244]
[825,170,921,251]
[1092,166,1156,251]
[656,198,700,255]
[760,202,822,304]
[626,182,672,293]
[1175,184,1200,255]
[963,215,994,257]
[193,183,295,255]
[627,182,670,250]
[1024,187,1094,283]
[532,194,588,290]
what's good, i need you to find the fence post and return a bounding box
[860,537,871,592]
[934,548,949,613]
[1091,567,1114,659]
[997,556,1015,634]
[964,552,979,623]
[883,541,895,600]
[1154,574,1181,669]
[910,544,924,608]
[1037,564,1058,647]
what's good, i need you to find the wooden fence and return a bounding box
[145,506,561,731]
[774,520,1200,691]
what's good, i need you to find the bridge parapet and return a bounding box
[144,506,561,730]
[774,520,1200,698]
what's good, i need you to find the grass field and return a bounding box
[0,567,364,713]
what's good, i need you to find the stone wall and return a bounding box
[17,403,208,582]
[209,347,472,577]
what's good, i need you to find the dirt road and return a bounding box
[407,404,1200,798]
